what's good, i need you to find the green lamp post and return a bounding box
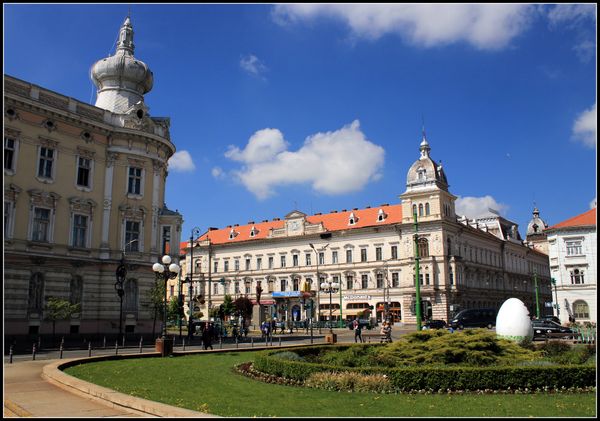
[413,212,422,331]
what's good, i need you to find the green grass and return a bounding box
[64,351,596,417]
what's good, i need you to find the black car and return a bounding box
[423,319,447,329]
[539,315,561,325]
[450,308,497,330]
[531,320,573,340]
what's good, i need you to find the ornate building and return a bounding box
[546,207,597,324]
[526,206,549,255]
[179,135,551,326]
[4,17,182,337]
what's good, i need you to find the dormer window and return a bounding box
[229,228,237,240]
[377,209,386,222]
[417,167,426,181]
[348,212,357,225]
[250,225,258,237]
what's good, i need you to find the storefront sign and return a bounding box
[343,294,372,300]
[272,291,302,298]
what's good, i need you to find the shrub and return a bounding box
[270,351,305,362]
[305,371,393,393]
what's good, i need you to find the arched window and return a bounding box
[447,237,452,256]
[418,204,424,216]
[70,276,83,306]
[412,204,417,216]
[417,237,429,257]
[570,269,585,284]
[124,278,138,312]
[425,203,430,215]
[28,272,44,311]
[573,300,589,319]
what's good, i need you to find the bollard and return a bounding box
[115,340,118,355]
[32,343,36,361]
[9,345,13,364]
[88,342,92,357]
[139,337,143,353]
[122,335,125,347]
[251,337,254,348]
[59,343,64,359]
[183,338,186,351]
[236,336,239,348]
[103,336,106,349]
[265,335,268,347]
[279,337,282,347]
[219,336,223,349]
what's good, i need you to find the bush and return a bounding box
[305,371,393,393]
[270,351,306,362]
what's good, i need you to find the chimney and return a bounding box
[247,221,255,224]
[208,227,218,231]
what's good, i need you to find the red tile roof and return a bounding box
[195,204,403,246]
[546,208,596,230]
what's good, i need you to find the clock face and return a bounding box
[289,220,300,231]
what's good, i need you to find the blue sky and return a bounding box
[4,4,597,239]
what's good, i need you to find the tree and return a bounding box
[44,297,80,342]
[167,296,180,324]
[221,294,235,319]
[146,279,166,339]
[234,297,253,324]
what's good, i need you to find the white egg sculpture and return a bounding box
[495,298,533,343]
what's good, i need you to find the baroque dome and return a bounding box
[526,207,548,236]
[90,17,153,114]
[405,135,448,192]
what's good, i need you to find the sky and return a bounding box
[4,4,597,240]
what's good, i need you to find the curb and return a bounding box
[4,399,33,417]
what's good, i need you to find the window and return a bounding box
[570,269,585,284]
[425,273,430,285]
[234,282,240,294]
[234,260,240,271]
[348,212,357,225]
[573,300,589,319]
[360,248,367,262]
[170,285,174,297]
[70,276,83,307]
[293,278,299,291]
[245,281,251,294]
[213,261,218,273]
[245,258,251,271]
[256,257,262,270]
[38,147,54,179]
[280,279,287,291]
[4,201,13,238]
[72,214,88,248]
[76,157,91,188]
[125,221,140,252]
[318,252,325,265]
[214,283,218,295]
[268,256,274,269]
[376,272,384,288]
[418,203,424,216]
[412,204,417,216]
[306,253,312,266]
[417,238,429,257]
[280,255,286,268]
[361,274,368,289]
[449,267,454,285]
[332,251,338,264]
[346,249,353,263]
[377,209,385,222]
[346,275,353,290]
[447,238,452,256]
[391,245,398,260]
[375,247,382,261]
[425,203,430,215]
[224,260,229,272]
[32,207,50,242]
[293,254,299,267]
[4,137,16,171]
[392,272,399,287]
[127,167,142,195]
[28,272,44,311]
[566,240,583,256]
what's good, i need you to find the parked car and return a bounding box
[531,320,573,340]
[423,319,447,329]
[539,315,561,325]
[449,308,497,330]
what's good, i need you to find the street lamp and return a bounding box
[533,270,541,319]
[152,254,180,357]
[114,254,127,341]
[320,278,340,334]
[551,278,560,319]
[413,212,423,331]
[309,242,329,327]
[188,227,201,338]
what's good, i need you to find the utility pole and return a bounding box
[413,212,422,331]
[534,270,540,319]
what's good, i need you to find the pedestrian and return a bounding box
[202,324,213,350]
[380,321,392,343]
[353,319,363,343]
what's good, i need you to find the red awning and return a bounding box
[251,300,275,305]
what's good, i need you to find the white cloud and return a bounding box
[168,150,196,172]
[211,166,225,179]
[590,197,597,209]
[272,4,534,50]
[455,195,509,219]
[240,54,268,78]
[225,120,385,200]
[572,103,597,148]
[547,4,596,27]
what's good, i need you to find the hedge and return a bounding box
[253,346,596,392]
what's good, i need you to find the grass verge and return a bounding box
[64,351,596,417]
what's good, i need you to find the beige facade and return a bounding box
[179,137,552,327]
[4,17,182,337]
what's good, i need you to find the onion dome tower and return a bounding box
[526,206,549,254]
[405,131,449,193]
[90,17,153,114]
[526,206,548,236]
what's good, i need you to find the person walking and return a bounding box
[353,319,363,343]
[202,324,213,350]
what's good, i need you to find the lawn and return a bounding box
[64,351,596,417]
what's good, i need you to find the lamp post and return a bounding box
[551,278,560,319]
[533,270,540,319]
[152,254,180,357]
[320,278,340,335]
[188,227,201,338]
[413,212,423,331]
[114,253,127,341]
[309,242,329,327]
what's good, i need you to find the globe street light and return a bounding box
[320,278,340,335]
[152,254,180,356]
[309,242,329,327]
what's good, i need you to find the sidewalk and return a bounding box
[3,359,137,417]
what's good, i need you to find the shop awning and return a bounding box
[342,309,367,316]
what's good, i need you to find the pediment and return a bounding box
[285,210,307,220]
